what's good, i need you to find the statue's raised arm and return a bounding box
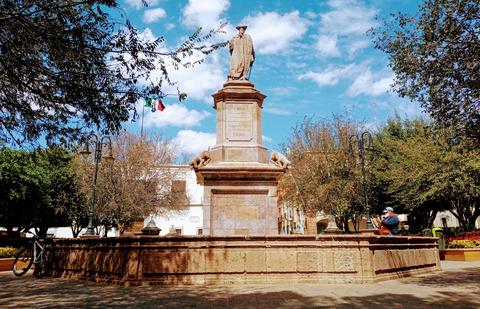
[228,24,255,81]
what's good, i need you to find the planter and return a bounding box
[441,249,480,261]
[0,257,32,272]
[0,258,14,272]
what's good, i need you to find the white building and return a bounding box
[146,165,205,235]
[433,211,480,229]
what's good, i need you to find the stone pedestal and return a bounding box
[193,80,286,235]
[209,80,269,163]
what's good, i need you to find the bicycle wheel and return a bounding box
[34,245,54,278]
[12,247,34,276]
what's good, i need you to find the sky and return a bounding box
[119,0,426,158]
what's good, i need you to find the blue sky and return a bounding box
[119,0,426,157]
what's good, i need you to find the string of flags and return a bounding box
[144,98,165,112]
[144,92,187,113]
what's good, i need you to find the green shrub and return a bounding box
[0,247,20,258]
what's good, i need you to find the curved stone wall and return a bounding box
[52,235,440,286]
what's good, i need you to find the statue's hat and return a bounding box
[235,24,248,30]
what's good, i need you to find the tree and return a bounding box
[0,0,226,146]
[372,0,480,144]
[370,117,480,232]
[73,133,186,235]
[278,116,365,232]
[0,147,75,236]
[0,148,37,233]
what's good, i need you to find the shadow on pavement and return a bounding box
[0,273,322,308]
[1,271,480,308]
[335,293,480,309]
[400,267,480,288]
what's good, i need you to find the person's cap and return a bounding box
[236,24,248,30]
[383,207,394,213]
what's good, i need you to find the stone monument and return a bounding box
[190,24,290,235]
[52,26,440,287]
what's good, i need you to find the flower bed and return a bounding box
[447,239,480,249]
[0,247,23,272]
[442,232,480,261]
[445,230,480,242]
[0,247,20,258]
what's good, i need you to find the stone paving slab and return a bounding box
[0,261,479,309]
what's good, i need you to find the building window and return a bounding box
[171,180,187,208]
[441,217,448,228]
[174,228,183,235]
[197,228,203,235]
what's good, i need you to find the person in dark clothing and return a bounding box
[380,207,400,236]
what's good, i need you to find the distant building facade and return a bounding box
[147,165,204,236]
[433,211,480,229]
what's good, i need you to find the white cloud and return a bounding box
[316,35,340,57]
[347,70,393,96]
[164,54,225,102]
[134,28,226,103]
[125,0,159,10]
[263,106,292,115]
[262,135,273,143]
[372,100,427,122]
[182,0,230,30]
[298,64,393,97]
[394,101,426,119]
[321,0,377,36]
[298,64,355,86]
[315,0,377,57]
[244,11,308,54]
[346,39,370,56]
[165,23,175,30]
[173,130,216,155]
[142,103,211,129]
[142,8,167,23]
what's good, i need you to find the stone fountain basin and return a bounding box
[52,235,440,286]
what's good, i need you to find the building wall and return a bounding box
[147,165,204,235]
[47,165,205,238]
[279,202,305,234]
[433,210,480,229]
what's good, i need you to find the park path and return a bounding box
[1,261,479,308]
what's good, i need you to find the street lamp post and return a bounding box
[349,131,374,230]
[79,134,114,236]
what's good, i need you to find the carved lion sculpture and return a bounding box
[270,151,291,169]
[189,151,212,169]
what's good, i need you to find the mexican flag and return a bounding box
[145,98,152,108]
[145,98,165,111]
[156,98,165,111]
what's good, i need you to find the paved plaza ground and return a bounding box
[0,261,479,308]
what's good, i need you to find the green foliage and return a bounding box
[0,0,227,146]
[0,147,79,235]
[369,117,480,232]
[0,247,20,258]
[372,0,480,144]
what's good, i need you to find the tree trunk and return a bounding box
[468,204,480,227]
[71,224,82,238]
[450,199,476,228]
[343,216,350,233]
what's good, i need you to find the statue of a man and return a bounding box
[228,24,255,80]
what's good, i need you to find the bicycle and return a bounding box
[12,233,55,278]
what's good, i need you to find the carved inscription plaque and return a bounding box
[211,192,267,235]
[226,103,252,141]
